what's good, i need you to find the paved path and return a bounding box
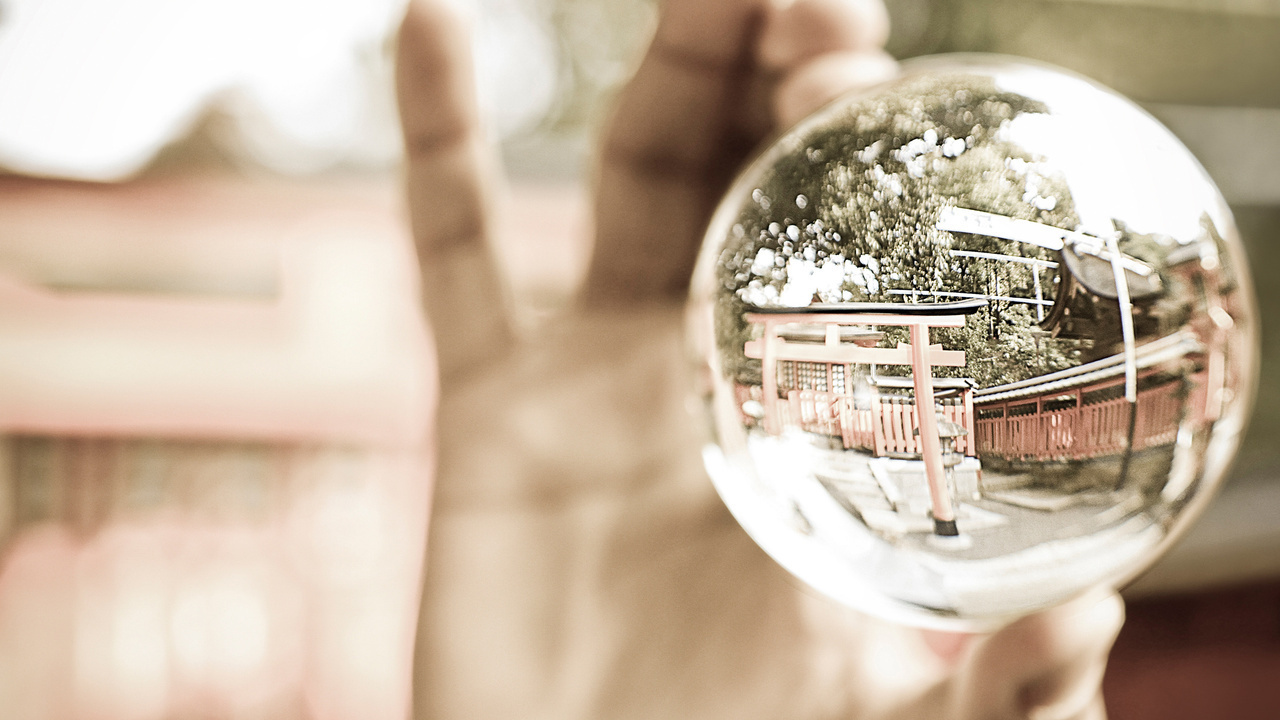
[807,439,1174,561]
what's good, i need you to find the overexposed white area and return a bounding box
[0,0,563,180]
[707,430,1166,628]
[996,65,1232,242]
[0,0,407,178]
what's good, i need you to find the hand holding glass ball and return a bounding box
[407,0,1226,714]
[689,56,1256,630]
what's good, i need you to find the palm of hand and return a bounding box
[399,1,1121,719]
[426,304,951,718]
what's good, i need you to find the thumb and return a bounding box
[888,590,1125,720]
[955,590,1125,720]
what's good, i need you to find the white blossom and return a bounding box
[750,247,775,277]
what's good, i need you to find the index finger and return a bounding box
[397,1,513,380]
[584,0,893,307]
[584,0,771,306]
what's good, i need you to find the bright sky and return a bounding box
[995,64,1232,243]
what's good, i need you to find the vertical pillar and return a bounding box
[1073,390,1083,458]
[871,390,886,457]
[910,323,957,536]
[963,387,975,456]
[1106,232,1138,489]
[1033,266,1045,322]
[1037,394,1045,459]
[761,321,779,435]
[1205,348,1225,422]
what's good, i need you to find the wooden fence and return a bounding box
[974,378,1184,462]
[734,373,1184,463]
[778,390,974,457]
[734,366,1188,462]
[870,394,973,457]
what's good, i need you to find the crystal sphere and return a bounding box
[687,55,1258,629]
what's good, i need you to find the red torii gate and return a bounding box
[744,299,986,537]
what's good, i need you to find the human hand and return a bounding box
[397,0,1124,718]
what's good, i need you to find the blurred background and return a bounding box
[0,0,1277,717]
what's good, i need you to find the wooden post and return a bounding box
[871,390,886,457]
[1205,347,1225,422]
[963,387,975,456]
[1036,393,1045,459]
[910,323,957,536]
[761,320,779,435]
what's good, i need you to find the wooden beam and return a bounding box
[745,312,969,328]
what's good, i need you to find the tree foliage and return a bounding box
[714,73,1090,388]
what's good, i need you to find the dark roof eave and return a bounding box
[745,299,988,316]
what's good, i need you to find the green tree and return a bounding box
[714,73,1088,388]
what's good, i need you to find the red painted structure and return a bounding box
[743,300,987,534]
[742,377,976,458]
[741,317,1204,465]
[972,332,1205,463]
[742,302,983,459]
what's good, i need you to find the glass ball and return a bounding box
[687,55,1258,629]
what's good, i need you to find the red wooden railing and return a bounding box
[734,372,1185,462]
[774,390,974,456]
[870,394,972,457]
[974,378,1184,462]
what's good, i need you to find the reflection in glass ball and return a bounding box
[687,55,1258,629]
